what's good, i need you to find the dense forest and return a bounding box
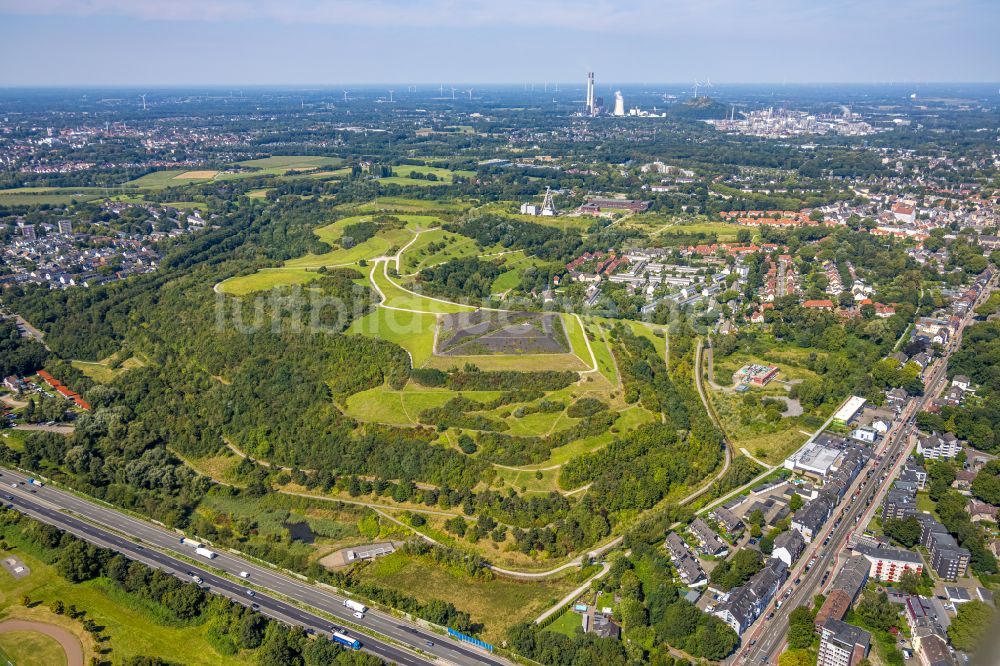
[0,318,49,377]
[939,320,1000,453]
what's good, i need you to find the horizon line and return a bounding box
[1,81,1000,90]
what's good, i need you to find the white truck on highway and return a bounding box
[195,547,217,559]
[343,599,367,615]
[179,537,204,548]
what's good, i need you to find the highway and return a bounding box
[0,466,512,666]
[738,276,993,666]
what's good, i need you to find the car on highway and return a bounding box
[251,602,259,610]
[192,575,203,584]
[353,611,364,619]
[425,641,434,648]
[246,589,255,597]
[239,571,250,578]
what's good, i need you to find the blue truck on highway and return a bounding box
[331,631,361,650]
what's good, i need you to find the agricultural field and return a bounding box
[173,170,219,179]
[124,156,346,190]
[393,165,474,181]
[235,155,344,171]
[0,187,105,205]
[126,170,209,189]
[353,551,576,643]
[380,165,475,187]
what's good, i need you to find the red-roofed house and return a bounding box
[874,303,896,319]
[803,299,835,310]
[891,203,916,224]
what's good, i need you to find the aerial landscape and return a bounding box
[0,1,998,665]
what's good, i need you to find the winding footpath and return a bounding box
[209,234,752,581]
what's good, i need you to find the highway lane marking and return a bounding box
[10,495,434,666]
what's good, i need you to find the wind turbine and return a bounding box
[388,89,395,103]
[140,94,147,111]
[343,90,349,102]
[692,80,702,98]
[466,88,473,101]
[451,87,457,100]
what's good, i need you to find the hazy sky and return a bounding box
[1,0,998,86]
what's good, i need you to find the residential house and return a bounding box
[951,375,972,392]
[967,500,999,523]
[689,518,728,556]
[882,486,918,521]
[817,619,871,666]
[664,532,707,587]
[886,388,909,412]
[713,558,789,634]
[590,612,621,639]
[855,544,924,583]
[914,634,956,666]
[792,496,834,543]
[772,530,806,567]
[900,461,927,490]
[926,531,970,581]
[710,507,745,535]
[915,432,962,460]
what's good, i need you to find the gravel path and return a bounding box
[0,619,84,666]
